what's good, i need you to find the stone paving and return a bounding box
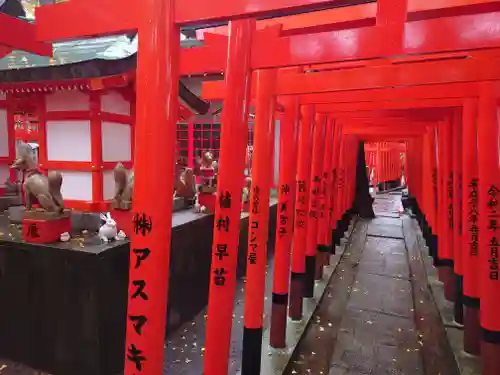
[283,194,461,375]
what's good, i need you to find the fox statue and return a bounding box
[10,142,64,213]
[113,161,196,207]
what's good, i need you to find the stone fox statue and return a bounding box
[113,162,196,205]
[113,163,134,206]
[10,142,64,213]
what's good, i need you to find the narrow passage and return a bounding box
[284,194,458,375]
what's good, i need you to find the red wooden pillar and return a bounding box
[330,124,342,249]
[335,133,346,234]
[462,98,481,355]
[437,119,455,299]
[317,118,335,269]
[289,105,315,320]
[422,134,431,224]
[452,109,464,325]
[123,0,179,374]
[204,19,255,375]
[242,69,276,375]
[430,127,439,237]
[304,113,326,297]
[270,96,299,348]
[477,83,500,375]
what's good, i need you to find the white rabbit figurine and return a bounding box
[99,212,118,243]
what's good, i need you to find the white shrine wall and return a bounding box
[0,93,14,184]
[0,108,10,182]
[100,90,133,201]
[42,88,133,210]
[44,90,94,202]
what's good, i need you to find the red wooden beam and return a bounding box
[205,79,481,101]
[188,13,500,75]
[316,98,462,112]
[275,57,500,94]
[203,57,500,97]
[196,2,376,38]
[0,14,52,56]
[298,83,479,104]
[175,0,358,26]
[34,0,351,40]
[197,0,500,37]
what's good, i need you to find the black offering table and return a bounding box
[0,203,277,375]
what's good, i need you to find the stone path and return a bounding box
[283,194,460,375]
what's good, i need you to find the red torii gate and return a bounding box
[33,1,500,375]
[0,13,52,58]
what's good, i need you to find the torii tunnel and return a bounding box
[2,0,500,375]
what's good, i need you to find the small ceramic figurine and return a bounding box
[60,232,71,242]
[242,177,252,204]
[116,230,127,241]
[10,142,64,213]
[99,212,119,243]
[196,151,218,190]
[245,145,253,176]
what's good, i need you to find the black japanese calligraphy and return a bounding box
[487,185,499,281]
[216,216,230,232]
[132,248,151,269]
[297,180,306,193]
[248,251,257,265]
[214,268,227,286]
[129,315,148,335]
[131,280,149,300]
[279,226,287,237]
[133,213,153,236]
[280,215,288,226]
[219,191,232,209]
[27,224,40,238]
[252,186,261,214]
[447,173,454,230]
[489,237,499,281]
[280,184,290,195]
[468,179,479,257]
[251,221,259,229]
[215,244,228,261]
[489,219,498,231]
[127,344,146,371]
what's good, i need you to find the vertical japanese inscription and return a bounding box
[27,224,40,239]
[309,175,321,219]
[468,179,479,256]
[487,185,499,281]
[330,169,337,219]
[296,180,307,229]
[278,184,290,238]
[213,191,233,287]
[318,172,328,219]
[447,172,454,230]
[126,213,153,372]
[248,185,261,265]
